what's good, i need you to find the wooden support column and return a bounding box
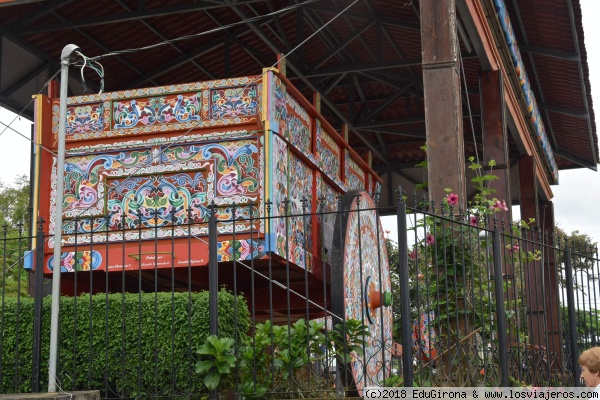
[540,201,562,366]
[518,155,545,348]
[519,156,539,225]
[481,70,512,221]
[421,0,466,207]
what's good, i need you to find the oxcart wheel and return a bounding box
[331,190,394,395]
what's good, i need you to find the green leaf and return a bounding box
[488,159,497,167]
[204,371,221,391]
[195,360,214,373]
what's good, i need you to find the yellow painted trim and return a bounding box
[32,95,43,245]
[262,68,272,201]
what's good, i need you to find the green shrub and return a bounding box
[0,289,249,397]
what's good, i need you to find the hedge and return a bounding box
[0,289,250,397]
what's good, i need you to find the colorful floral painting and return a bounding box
[345,153,365,191]
[272,134,289,259]
[112,92,202,129]
[283,93,312,155]
[318,126,341,181]
[51,138,261,245]
[65,103,106,136]
[493,0,558,183]
[216,239,266,261]
[53,77,261,140]
[210,85,257,119]
[270,75,287,135]
[287,153,314,270]
[47,250,102,272]
[106,171,210,229]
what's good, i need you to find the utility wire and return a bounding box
[57,0,361,227]
[459,50,480,169]
[88,0,321,62]
[0,68,61,139]
[2,0,360,241]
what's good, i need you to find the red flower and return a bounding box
[408,249,417,260]
[446,193,459,206]
[469,216,478,227]
[507,244,520,254]
[426,234,435,245]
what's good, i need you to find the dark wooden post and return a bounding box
[518,156,539,224]
[539,201,563,368]
[518,155,544,348]
[421,0,466,207]
[481,70,512,220]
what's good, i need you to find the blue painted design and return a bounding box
[113,93,202,129]
[66,103,105,135]
[210,86,258,119]
[493,0,558,183]
[48,250,103,272]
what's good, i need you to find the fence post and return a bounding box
[492,223,509,386]
[31,219,46,392]
[396,188,413,387]
[564,246,580,386]
[208,202,219,400]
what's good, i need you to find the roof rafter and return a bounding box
[554,148,597,170]
[519,44,579,62]
[312,20,374,70]
[303,59,422,78]
[17,0,267,33]
[539,103,588,119]
[0,61,49,98]
[305,4,420,31]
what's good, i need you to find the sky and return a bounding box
[0,1,599,243]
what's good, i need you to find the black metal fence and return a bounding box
[1,192,598,398]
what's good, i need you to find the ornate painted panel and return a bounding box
[284,91,312,156]
[48,250,103,272]
[267,73,288,135]
[105,170,210,229]
[209,85,258,119]
[64,102,108,137]
[217,239,267,261]
[317,121,342,181]
[52,77,262,141]
[345,152,366,191]
[287,152,314,270]
[49,136,261,248]
[112,92,202,129]
[272,134,289,259]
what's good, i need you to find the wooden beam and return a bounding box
[481,70,512,220]
[421,0,466,206]
[519,155,539,225]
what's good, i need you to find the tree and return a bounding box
[0,175,31,297]
[0,174,31,229]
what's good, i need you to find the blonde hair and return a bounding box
[579,347,600,373]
